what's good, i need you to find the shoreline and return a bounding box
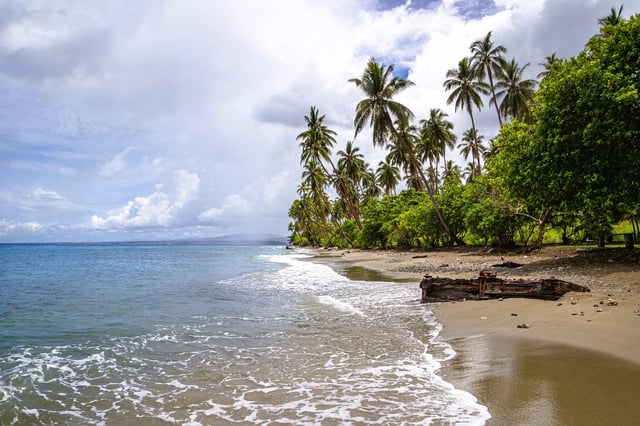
[310,246,640,365]
[309,246,640,424]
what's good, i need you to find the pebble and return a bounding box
[517,323,530,329]
[480,316,487,320]
[511,313,518,316]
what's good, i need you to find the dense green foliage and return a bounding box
[289,9,640,249]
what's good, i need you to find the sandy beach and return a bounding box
[312,246,640,425]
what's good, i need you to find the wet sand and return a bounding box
[311,246,640,424]
[443,335,640,425]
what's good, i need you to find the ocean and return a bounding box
[0,243,489,425]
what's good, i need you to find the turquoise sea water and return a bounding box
[0,243,489,425]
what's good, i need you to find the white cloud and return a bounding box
[199,194,251,223]
[0,218,42,235]
[90,170,200,229]
[1,0,638,241]
[199,171,296,228]
[0,187,83,212]
[99,147,132,177]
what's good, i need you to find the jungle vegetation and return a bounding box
[288,7,640,250]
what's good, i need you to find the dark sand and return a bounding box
[444,335,640,425]
[312,247,640,425]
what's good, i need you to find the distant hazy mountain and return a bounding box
[196,233,288,246]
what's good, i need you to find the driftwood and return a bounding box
[420,271,590,303]
[491,261,523,268]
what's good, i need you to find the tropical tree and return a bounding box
[495,58,537,123]
[297,106,336,165]
[288,196,316,245]
[419,108,456,182]
[391,114,424,191]
[444,57,489,146]
[297,106,361,227]
[462,161,479,184]
[442,160,462,184]
[470,31,507,126]
[459,128,485,176]
[337,140,367,195]
[598,5,624,27]
[350,58,456,242]
[376,156,401,195]
[533,12,640,238]
[486,121,553,248]
[291,180,330,246]
[300,161,330,216]
[350,58,416,148]
[537,53,563,79]
[415,123,439,186]
[361,166,381,204]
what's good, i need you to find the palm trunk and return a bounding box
[468,110,481,176]
[488,69,503,127]
[322,159,362,229]
[392,127,459,245]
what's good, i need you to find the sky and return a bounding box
[0,0,637,243]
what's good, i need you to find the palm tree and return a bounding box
[537,53,562,79]
[301,161,330,215]
[391,114,424,191]
[385,133,416,190]
[292,184,332,246]
[336,140,367,219]
[416,121,439,177]
[458,128,485,176]
[598,5,624,27]
[376,155,401,195]
[470,31,507,126]
[350,58,456,242]
[361,166,381,204]
[442,160,462,183]
[462,161,478,184]
[337,141,367,193]
[495,58,537,124]
[297,106,361,228]
[419,108,456,185]
[350,58,415,148]
[444,57,489,143]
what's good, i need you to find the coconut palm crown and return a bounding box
[349,58,415,147]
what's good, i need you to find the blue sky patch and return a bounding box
[453,0,504,20]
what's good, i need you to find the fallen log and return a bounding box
[419,270,590,303]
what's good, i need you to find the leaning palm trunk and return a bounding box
[319,159,362,229]
[487,69,503,127]
[392,126,460,245]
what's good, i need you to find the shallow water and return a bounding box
[0,244,489,425]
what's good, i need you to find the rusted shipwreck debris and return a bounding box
[420,271,590,303]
